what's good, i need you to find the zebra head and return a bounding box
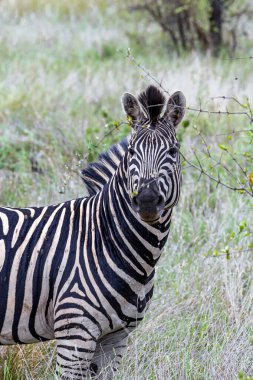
[122,85,186,225]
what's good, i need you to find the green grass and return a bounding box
[0,1,252,379]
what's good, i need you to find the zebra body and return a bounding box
[0,86,186,379]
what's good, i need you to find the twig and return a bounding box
[223,56,253,60]
[181,151,253,197]
[126,51,253,122]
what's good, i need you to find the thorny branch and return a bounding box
[126,50,253,123]
[180,127,253,198]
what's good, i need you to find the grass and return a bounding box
[0,1,252,379]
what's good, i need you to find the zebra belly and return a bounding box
[0,243,55,344]
[0,204,63,345]
[0,296,55,345]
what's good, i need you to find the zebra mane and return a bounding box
[81,138,128,196]
[138,85,166,121]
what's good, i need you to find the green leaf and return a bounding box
[239,220,247,233]
[218,144,228,151]
[228,231,235,240]
[130,189,138,198]
[101,109,109,118]
[248,172,253,184]
[182,119,190,128]
[174,5,188,14]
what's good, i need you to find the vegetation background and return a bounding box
[0,0,252,379]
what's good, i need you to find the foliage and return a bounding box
[85,114,130,162]
[128,0,252,54]
[182,117,253,199]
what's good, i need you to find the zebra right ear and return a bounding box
[122,93,142,122]
[165,91,186,127]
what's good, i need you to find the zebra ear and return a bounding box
[122,92,142,122]
[165,91,186,127]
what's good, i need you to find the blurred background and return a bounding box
[0,1,252,379]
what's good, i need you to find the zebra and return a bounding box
[0,85,186,379]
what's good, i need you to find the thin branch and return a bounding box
[223,56,253,60]
[181,151,253,197]
[126,51,253,122]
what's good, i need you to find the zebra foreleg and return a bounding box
[54,309,102,379]
[90,329,129,380]
[56,337,98,379]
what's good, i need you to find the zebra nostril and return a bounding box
[156,196,164,208]
[132,196,140,211]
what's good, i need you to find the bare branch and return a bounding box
[126,51,253,122]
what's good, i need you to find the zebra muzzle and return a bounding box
[131,186,165,224]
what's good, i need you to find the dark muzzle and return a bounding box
[132,179,165,223]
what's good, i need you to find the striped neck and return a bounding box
[96,152,173,276]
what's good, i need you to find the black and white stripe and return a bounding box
[0,85,186,379]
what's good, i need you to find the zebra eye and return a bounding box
[169,147,178,158]
[129,147,135,156]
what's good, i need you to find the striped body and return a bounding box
[0,151,171,377]
[0,85,185,379]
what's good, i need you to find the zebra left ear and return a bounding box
[121,92,143,122]
[164,91,186,127]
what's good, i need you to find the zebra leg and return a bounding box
[55,318,101,380]
[90,329,129,380]
[56,337,97,379]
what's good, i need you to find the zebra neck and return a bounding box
[96,155,173,275]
